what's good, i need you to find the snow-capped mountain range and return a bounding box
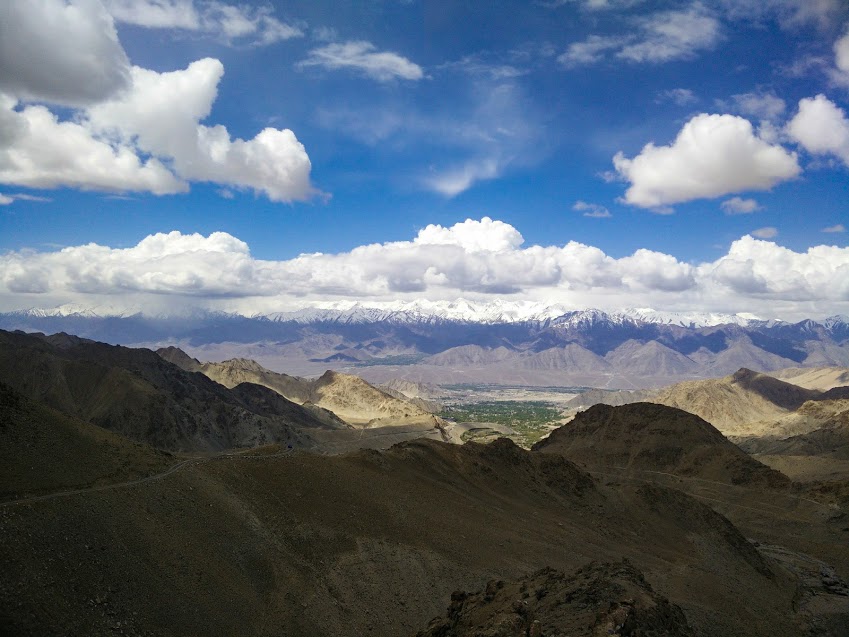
[4,299,808,329]
[2,300,848,388]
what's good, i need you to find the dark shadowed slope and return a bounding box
[0,432,817,637]
[0,330,339,452]
[415,561,694,637]
[534,402,789,486]
[0,382,171,499]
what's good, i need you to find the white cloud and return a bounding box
[613,113,801,208]
[0,96,186,194]
[544,0,645,9]
[89,59,315,201]
[0,1,315,201]
[618,5,721,63]
[103,0,302,45]
[656,88,697,106]
[3,219,848,319]
[0,58,314,201]
[560,6,720,66]
[703,235,849,304]
[823,224,846,233]
[786,94,849,165]
[573,201,612,218]
[836,27,849,74]
[424,159,500,197]
[717,0,846,30]
[414,217,524,252]
[0,192,52,206]
[0,0,130,106]
[721,197,761,214]
[728,91,786,121]
[559,35,626,66]
[298,41,424,82]
[751,226,778,239]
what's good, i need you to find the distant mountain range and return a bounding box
[2,302,848,387]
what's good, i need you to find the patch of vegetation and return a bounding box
[441,384,591,393]
[442,401,564,448]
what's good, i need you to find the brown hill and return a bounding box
[0,382,170,500]
[768,366,849,391]
[416,561,693,637]
[194,356,313,404]
[178,353,433,426]
[651,368,822,437]
[309,369,431,425]
[534,402,788,486]
[0,433,819,637]
[0,330,338,452]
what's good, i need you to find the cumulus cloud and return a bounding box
[0,95,186,194]
[703,235,849,304]
[721,197,761,214]
[573,201,612,218]
[414,217,524,252]
[103,0,302,45]
[3,218,848,319]
[0,54,314,200]
[787,94,849,165]
[298,41,424,82]
[0,1,315,201]
[613,113,801,208]
[87,59,314,201]
[823,224,846,233]
[0,0,130,106]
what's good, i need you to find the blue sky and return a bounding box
[0,0,848,319]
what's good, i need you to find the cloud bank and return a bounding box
[2,218,847,320]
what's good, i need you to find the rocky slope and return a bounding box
[534,402,789,487]
[0,330,340,452]
[416,561,694,637]
[768,366,849,391]
[650,368,823,437]
[0,433,823,637]
[0,382,171,499]
[165,352,434,426]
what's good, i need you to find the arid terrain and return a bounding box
[1,330,849,636]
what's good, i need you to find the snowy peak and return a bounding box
[1,300,798,328]
[263,299,572,325]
